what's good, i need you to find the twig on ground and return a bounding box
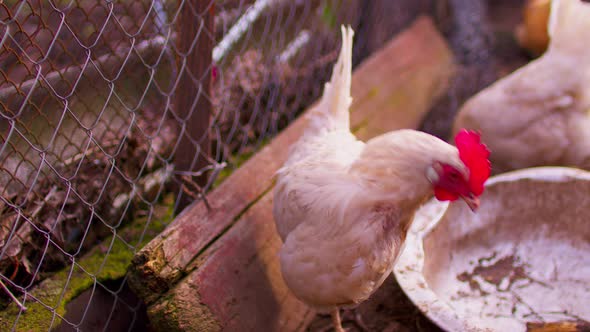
[0,279,26,311]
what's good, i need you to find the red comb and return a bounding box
[455,129,491,196]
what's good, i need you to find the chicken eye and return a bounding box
[448,172,460,182]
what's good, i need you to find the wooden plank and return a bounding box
[148,194,316,331]
[350,22,455,140]
[128,16,455,324]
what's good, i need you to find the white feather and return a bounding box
[273,26,468,313]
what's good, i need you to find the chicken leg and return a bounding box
[342,308,369,331]
[317,308,369,332]
[331,309,344,332]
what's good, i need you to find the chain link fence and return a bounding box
[0,0,369,330]
[0,0,512,330]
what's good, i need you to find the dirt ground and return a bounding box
[55,280,151,332]
[306,274,443,332]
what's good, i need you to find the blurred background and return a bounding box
[0,0,538,330]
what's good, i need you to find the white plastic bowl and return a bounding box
[394,167,590,332]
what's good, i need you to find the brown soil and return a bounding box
[306,275,443,332]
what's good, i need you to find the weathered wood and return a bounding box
[174,1,214,211]
[128,16,455,331]
[349,15,455,140]
[147,194,317,331]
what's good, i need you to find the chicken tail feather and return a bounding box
[308,25,354,133]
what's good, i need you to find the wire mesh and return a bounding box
[0,0,360,330]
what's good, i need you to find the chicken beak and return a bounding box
[461,195,480,212]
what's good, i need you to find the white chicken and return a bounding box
[273,26,491,331]
[453,0,590,173]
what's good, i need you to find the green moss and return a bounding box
[148,289,222,332]
[320,1,337,29]
[0,194,174,331]
[148,294,181,331]
[213,154,251,188]
[213,138,271,188]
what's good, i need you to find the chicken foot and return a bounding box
[316,308,369,332]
